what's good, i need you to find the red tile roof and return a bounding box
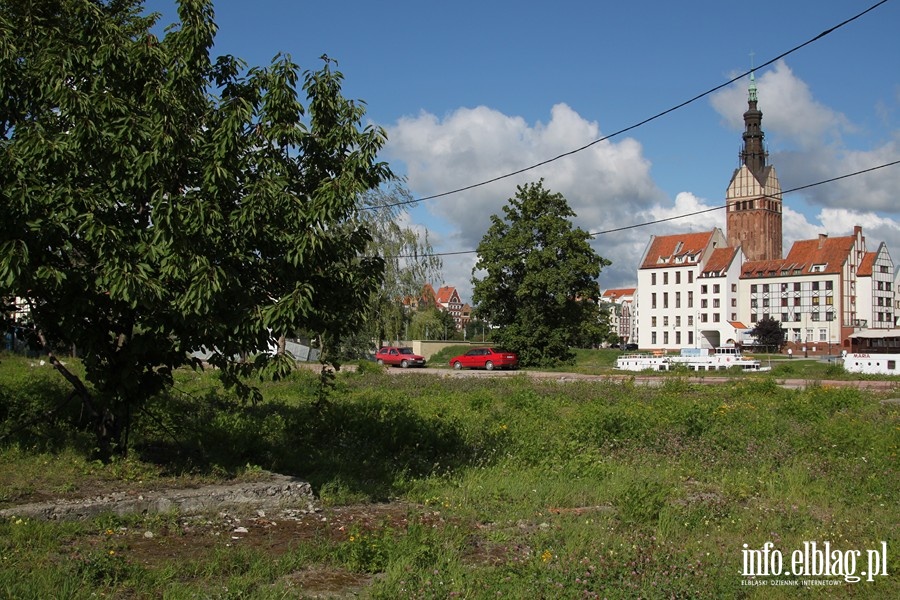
[435,285,459,304]
[741,234,856,278]
[702,247,738,276]
[857,251,876,277]
[640,231,716,269]
[602,287,636,299]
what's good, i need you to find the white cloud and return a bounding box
[385,63,900,299]
[386,103,665,299]
[711,60,900,216]
[710,60,851,149]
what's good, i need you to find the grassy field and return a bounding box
[0,354,898,598]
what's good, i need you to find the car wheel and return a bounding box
[453,361,462,370]
[376,359,384,366]
[485,361,494,371]
[400,360,409,368]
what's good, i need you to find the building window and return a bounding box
[781,298,788,307]
[688,331,694,345]
[675,316,681,327]
[713,299,720,308]
[701,313,708,323]
[713,313,720,322]
[663,316,669,327]
[675,292,681,308]
[731,313,737,321]
[782,313,789,322]
[675,332,681,345]
[663,331,669,344]
[687,315,694,326]
[663,293,668,309]
[675,272,681,285]
[701,299,708,308]
[794,282,801,291]
[663,272,668,285]
[819,329,827,342]
[701,285,708,294]
[751,313,758,322]
[652,332,657,345]
[652,293,657,309]
[751,284,757,293]
[651,273,657,285]
[731,284,737,292]
[688,271,693,284]
[825,280,833,290]
[731,298,737,307]
[688,291,693,308]
[652,316,657,327]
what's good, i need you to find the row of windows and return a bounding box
[752,312,835,323]
[651,271,694,286]
[752,296,835,308]
[786,328,833,343]
[751,281,834,293]
[876,280,893,291]
[650,331,695,345]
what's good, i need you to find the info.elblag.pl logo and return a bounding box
[741,541,889,586]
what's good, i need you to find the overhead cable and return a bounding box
[366,0,890,212]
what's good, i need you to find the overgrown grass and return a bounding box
[1,354,898,598]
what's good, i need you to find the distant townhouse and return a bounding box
[601,288,636,345]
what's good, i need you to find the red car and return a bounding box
[449,347,519,371]
[375,346,427,368]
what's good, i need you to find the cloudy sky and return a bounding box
[146,0,900,302]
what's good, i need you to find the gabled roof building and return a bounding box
[627,73,895,353]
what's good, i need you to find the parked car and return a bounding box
[624,343,639,350]
[448,347,519,371]
[375,346,427,368]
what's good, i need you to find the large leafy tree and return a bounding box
[750,316,785,353]
[0,0,392,456]
[472,181,610,366]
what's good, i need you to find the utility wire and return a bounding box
[365,0,890,212]
[388,159,900,259]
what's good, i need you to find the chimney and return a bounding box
[818,233,827,249]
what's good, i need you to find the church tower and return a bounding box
[725,72,782,261]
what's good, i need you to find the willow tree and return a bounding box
[0,0,392,456]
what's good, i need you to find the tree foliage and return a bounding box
[0,0,392,456]
[750,316,785,353]
[357,182,442,347]
[471,181,610,366]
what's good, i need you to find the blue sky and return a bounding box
[146,0,900,302]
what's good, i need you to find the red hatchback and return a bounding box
[375,346,427,368]
[449,347,519,371]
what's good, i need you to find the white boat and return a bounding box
[615,346,770,373]
[842,353,899,375]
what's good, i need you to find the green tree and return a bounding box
[0,0,391,457]
[472,181,610,366]
[750,316,785,353]
[409,305,455,340]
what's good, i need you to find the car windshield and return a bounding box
[399,348,414,354]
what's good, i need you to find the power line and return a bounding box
[365,0,890,212]
[387,159,900,259]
